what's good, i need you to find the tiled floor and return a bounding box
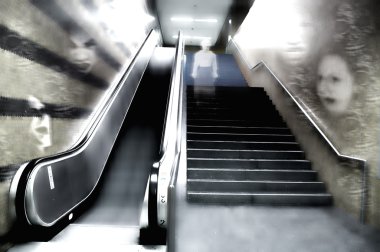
[175,203,380,252]
[174,146,380,252]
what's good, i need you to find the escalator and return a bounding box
[4,33,177,251]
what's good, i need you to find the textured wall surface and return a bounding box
[0,0,157,236]
[233,0,380,228]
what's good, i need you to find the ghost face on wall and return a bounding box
[316,54,355,115]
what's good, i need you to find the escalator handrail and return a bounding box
[159,33,184,157]
[150,31,184,228]
[9,30,159,227]
[73,29,157,149]
[228,38,368,223]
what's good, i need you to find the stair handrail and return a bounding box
[150,31,184,229]
[227,38,368,223]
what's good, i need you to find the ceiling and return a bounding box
[156,0,252,46]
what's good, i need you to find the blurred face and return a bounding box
[317,54,354,115]
[277,3,315,66]
[282,25,310,64]
[69,46,96,73]
[201,40,210,51]
[28,96,52,152]
[201,44,209,50]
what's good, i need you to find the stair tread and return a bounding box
[187,140,299,145]
[187,125,288,129]
[188,192,332,196]
[188,148,303,153]
[187,179,323,183]
[187,168,315,172]
[188,157,309,162]
[188,132,293,136]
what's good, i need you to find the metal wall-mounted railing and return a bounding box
[227,38,368,223]
[149,31,185,229]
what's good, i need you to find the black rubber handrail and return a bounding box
[148,31,184,229]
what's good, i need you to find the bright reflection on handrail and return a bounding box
[154,31,184,228]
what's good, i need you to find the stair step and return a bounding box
[186,86,265,95]
[187,101,276,108]
[188,158,311,169]
[188,148,305,159]
[187,125,291,135]
[186,91,269,99]
[187,100,276,108]
[187,102,275,110]
[185,86,331,206]
[186,94,267,101]
[187,105,276,113]
[187,132,294,142]
[187,118,286,127]
[187,179,327,193]
[187,168,317,181]
[187,112,283,121]
[187,140,301,151]
[187,192,333,206]
[187,96,274,104]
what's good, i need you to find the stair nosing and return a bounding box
[187,168,315,172]
[187,148,304,153]
[187,179,323,184]
[187,118,278,122]
[187,140,298,144]
[187,192,332,197]
[187,125,289,130]
[187,132,293,137]
[188,157,309,162]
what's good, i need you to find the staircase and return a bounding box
[186,86,332,206]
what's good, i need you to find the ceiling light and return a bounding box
[171,17,217,23]
[194,18,217,23]
[191,36,212,40]
[172,35,212,41]
[171,17,193,22]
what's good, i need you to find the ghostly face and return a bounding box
[317,54,354,115]
[201,40,210,51]
[69,46,96,73]
[28,96,52,152]
[281,24,311,65]
[278,5,315,66]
